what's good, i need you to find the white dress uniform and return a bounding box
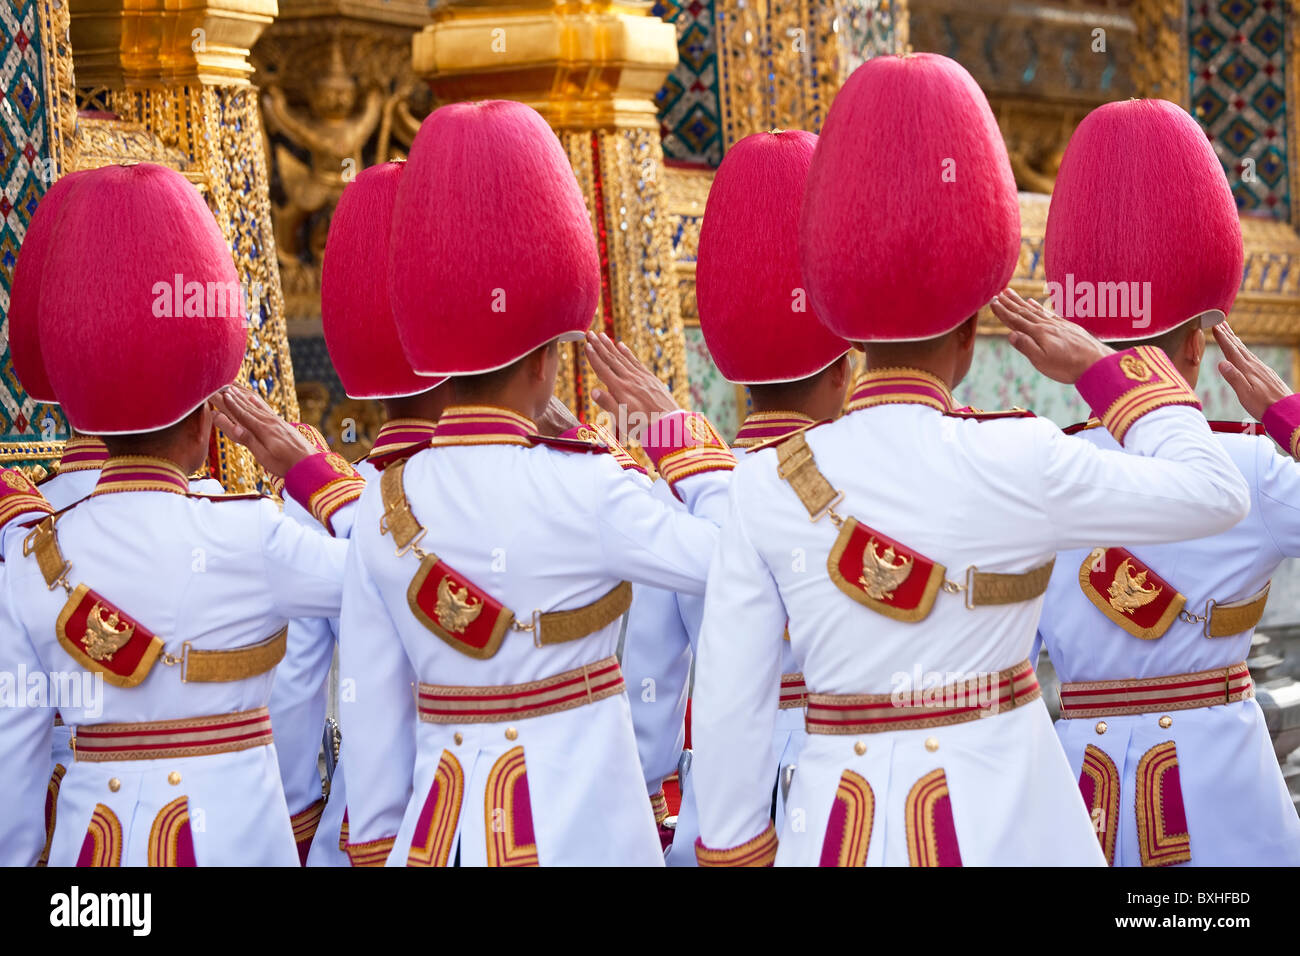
[0,453,359,866]
[29,437,225,865]
[691,356,1251,866]
[338,405,733,866]
[271,420,439,867]
[623,412,816,866]
[1037,418,1300,866]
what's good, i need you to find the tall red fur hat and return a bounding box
[322,161,446,398]
[800,53,1020,341]
[388,100,599,375]
[9,169,94,404]
[39,163,247,434]
[697,130,850,383]
[1044,99,1243,340]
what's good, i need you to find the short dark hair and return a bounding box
[102,407,201,458]
[449,356,528,405]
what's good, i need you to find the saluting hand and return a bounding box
[210,385,317,478]
[1213,323,1291,422]
[990,288,1112,384]
[584,330,680,443]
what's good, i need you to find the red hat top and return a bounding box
[388,100,599,376]
[800,53,1020,342]
[39,163,247,434]
[322,162,446,399]
[9,169,93,404]
[696,130,850,384]
[1045,99,1243,341]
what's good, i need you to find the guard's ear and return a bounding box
[1186,326,1207,368]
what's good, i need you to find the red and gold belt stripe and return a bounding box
[417,656,625,725]
[73,706,274,762]
[1057,662,1253,720]
[779,672,807,710]
[805,660,1040,735]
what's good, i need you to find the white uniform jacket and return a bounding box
[0,451,359,866]
[691,352,1251,866]
[1037,418,1300,866]
[337,405,732,866]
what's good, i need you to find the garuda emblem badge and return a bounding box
[55,585,164,687]
[858,537,913,602]
[434,576,484,634]
[828,518,946,623]
[1078,547,1184,641]
[407,558,516,659]
[1106,558,1161,615]
[83,600,137,661]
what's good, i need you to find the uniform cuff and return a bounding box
[344,835,396,867]
[1261,393,1300,460]
[695,823,778,867]
[642,411,736,489]
[290,798,325,866]
[284,452,365,535]
[1075,346,1200,445]
[0,469,52,530]
[649,788,670,826]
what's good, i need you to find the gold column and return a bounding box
[65,0,296,491]
[412,0,690,416]
[714,0,907,147]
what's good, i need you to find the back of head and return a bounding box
[388,100,600,376]
[39,162,248,435]
[1045,98,1243,341]
[9,169,93,404]
[697,129,849,383]
[322,161,446,399]
[800,53,1020,343]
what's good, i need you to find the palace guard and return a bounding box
[0,162,365,865]
[598,129,853,863]
[336,100,734,866]
[688,53,1250,865]
[1034,98,1300,866]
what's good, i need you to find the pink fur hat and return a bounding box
[388,100,600,375]
[9,169,94,404]
[697,130,850,383]
[800,53,1020,341]
[1045,98,1243,340]
[39,163,247,434]
[322,161,446,399]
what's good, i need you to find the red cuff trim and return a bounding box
[1261,393,1300,460]
[642,412,735,488]
[1075,346,1200,445]
[0,470,52,529]
[649,789,669,826]
[344,835,396,867]
[695,823,778,867]
[284,452,365,535]
[290,798,325,866]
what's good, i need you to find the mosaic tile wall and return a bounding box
[1189,0,1292,221]
[654,0,725,166]
[0,0,64,446]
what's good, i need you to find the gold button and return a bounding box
[504,727,518,741]
[167,771,182,785]
[108,778,121,793]
[924,736,939,752]
[853,741,866,756]
[1158,715,1172,729]
[453,732,464,746]
[1095,721,1108,735]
